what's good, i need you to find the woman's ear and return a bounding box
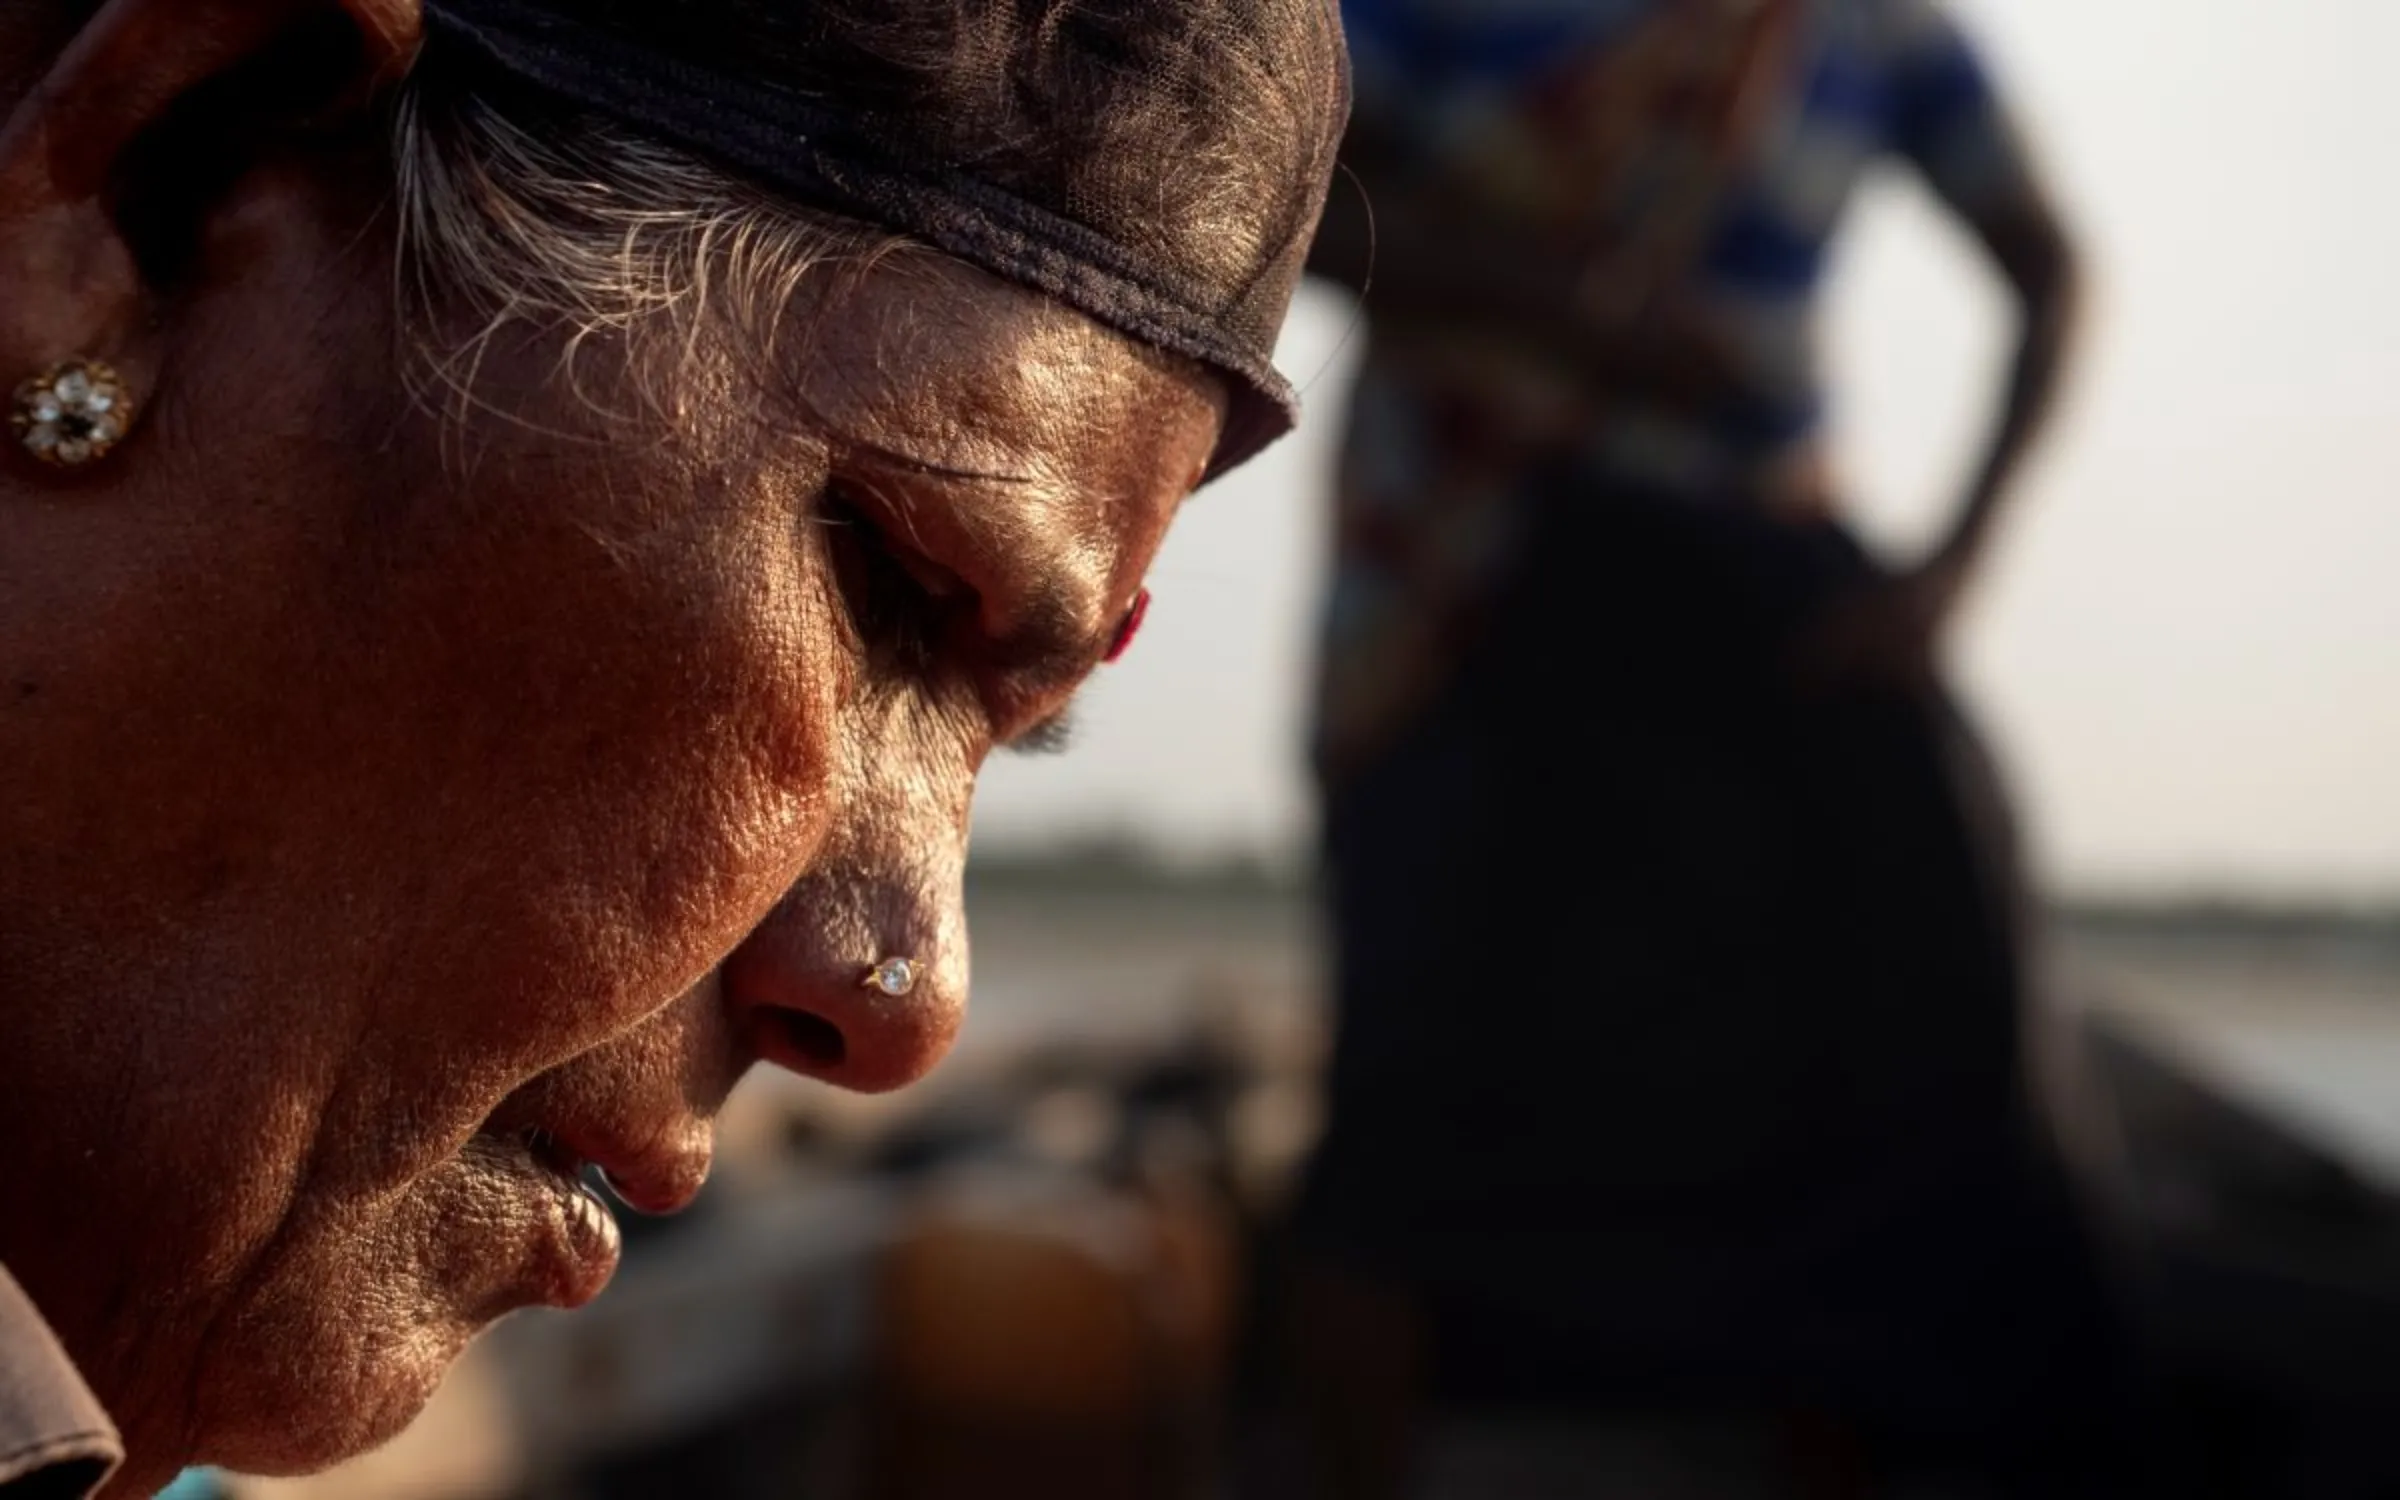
[0,0,421,435]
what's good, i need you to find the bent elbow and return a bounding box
[1998,211,2085,339]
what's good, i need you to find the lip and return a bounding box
[464,1091,715,1313]
[548,1124,713,1218]
[476,1129,622,1310]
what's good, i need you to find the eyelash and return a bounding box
[1010,713,1078,757]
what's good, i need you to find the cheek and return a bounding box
[386,487,850,1079]
[109,438,868,1196]
[0,427,868,1420]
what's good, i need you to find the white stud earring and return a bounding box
[13,360,132,468]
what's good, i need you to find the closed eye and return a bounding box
[819,486,963,673]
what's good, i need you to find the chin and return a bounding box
[186,1147,582,1478]
[195,1291,484,1478]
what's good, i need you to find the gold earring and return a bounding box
[12,360,132,468]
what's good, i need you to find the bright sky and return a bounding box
[974,0,2400,901]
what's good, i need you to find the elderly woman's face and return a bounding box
[0,8,1222,1481]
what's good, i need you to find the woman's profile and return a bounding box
[0,3,1346,1495]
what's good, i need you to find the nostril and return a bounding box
[723,937,965,1095]
[773,1009,848,1072]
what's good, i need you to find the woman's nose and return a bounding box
[719,870,969,1095]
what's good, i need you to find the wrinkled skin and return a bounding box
[0,2,1224,1492]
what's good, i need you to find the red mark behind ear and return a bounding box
[1105,588,1152,664]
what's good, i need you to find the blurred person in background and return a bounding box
[0,1,1343,1496]
[1275,0,2136,1495]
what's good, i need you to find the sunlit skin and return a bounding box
[0,1,1224,1493]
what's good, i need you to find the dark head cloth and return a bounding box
[420,0,1350,478]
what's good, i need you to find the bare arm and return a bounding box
[1937,189,2085,576]
[1794,183,2086,689]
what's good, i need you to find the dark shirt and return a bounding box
[0,1268,118,1500]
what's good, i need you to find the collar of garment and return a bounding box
[0,1267,119,1499]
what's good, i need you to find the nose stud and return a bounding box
[862,957,922,998]
[13,360,131,468]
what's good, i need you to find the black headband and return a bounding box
[420,0,1348,478]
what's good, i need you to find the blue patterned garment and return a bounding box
[1343,0,2027,452]
[1342,0,1649,93]
[1317,0,2036,770]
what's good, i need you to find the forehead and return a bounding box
[793,253,1229,502]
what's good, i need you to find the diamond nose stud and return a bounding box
[862,957,922,998]
[12,361,131,468]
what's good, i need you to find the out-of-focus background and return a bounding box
[217,4,2398,1498]
[976,0,2400,900]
